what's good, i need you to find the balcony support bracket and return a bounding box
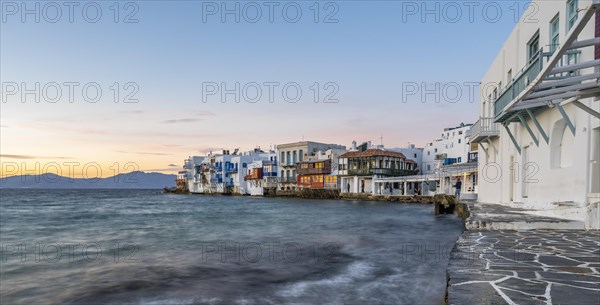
[504,124,521,155]
[518,113,539,147]
[555,103,576,136]
[571,100,600,119]
[526,109,549,144]
[484,138,497,156]
[480,142,489,158]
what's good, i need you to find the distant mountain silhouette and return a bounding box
[0,171,176,189]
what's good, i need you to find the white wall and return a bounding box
[477,0,599,227]
[422,125,473,174]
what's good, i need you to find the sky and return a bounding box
[0,0,530,177]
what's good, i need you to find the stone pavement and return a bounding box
[446,230,600,305]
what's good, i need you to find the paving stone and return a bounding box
[499,288,547,305]
[496,277,547,296]
[538,271,600,283]
[550,284,600,305]
[538,255,583,266]
[448,282,508,305]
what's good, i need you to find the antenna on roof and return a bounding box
[380,134,383,146]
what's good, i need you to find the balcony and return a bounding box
[324,182,338,189]
[493,47,585,122]
[494,52,543,117]
[262,171,278,177]
[278,177,298,183]
[347,168,418,176]
[297,168,330,175]
[470,117,500,143]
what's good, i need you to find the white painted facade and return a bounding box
[474,0,600,229]
[422,124,475,175]
[390,144,423,173]
[183,149,275,194]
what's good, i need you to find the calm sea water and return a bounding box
[0,189,464,305]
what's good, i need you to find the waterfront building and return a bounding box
[422,123,479,198]
[276,141,346,191]
[297,159,332,189]
[366,125,479,198]
[243,151,278,196]
[183,148,276,195]
[338,145,419,195]
[296,147,347,189]
[389,144,423,173]
[472,0,600,229]
[176,171,189,192]
[229,149,273,195]
[422,123,476,175]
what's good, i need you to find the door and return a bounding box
[521,146,529,198]
[509,155,514,202]
[592,127,600,194]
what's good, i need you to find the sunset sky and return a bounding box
[1,1,529,177]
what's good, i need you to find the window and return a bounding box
[527,32,540,63]
[299,149,303,161]
[458,139,461,144]
[567,0,578,30]
[427,164,431,171]
[427,151,430,156]
[414,153,417,158]
[550,14,560,53]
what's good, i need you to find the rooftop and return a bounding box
[339,149,408,159]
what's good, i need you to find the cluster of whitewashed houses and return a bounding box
[179,0,599,229]
[178,123,479,198]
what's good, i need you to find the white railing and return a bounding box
[471,117,500,142]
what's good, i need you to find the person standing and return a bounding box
[454,177,462,199]
[346,182,350,193]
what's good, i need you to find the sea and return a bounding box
[0,189,464,305]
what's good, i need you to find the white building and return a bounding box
[416,123,479,198]
[390,144,423,173]
[183,149,272,194]
[276,141,346,191]
[422,123,475,175]
[230,149,275,195]
[472,0,600,229]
